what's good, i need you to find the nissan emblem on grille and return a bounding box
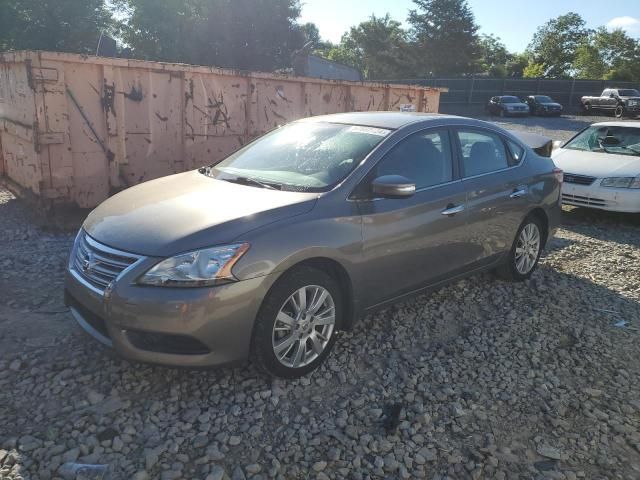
[82,252,96,273]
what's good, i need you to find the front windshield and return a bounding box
[564,126,640,156]
[501,96,522,103]
[535,96,553,103]
[203,122,391,192]
[618,89,640,97]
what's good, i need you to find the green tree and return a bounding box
[505,52,531,78]
[522,61,546,78]
[115,0,303,71]
[527,12,591,77]
[573,43,606,79]
[299,22,334,55]
[326,14,413,79]
[478,35,509,70]
[408,0,480,76]
[572,27,640,81]
[0,0,114,53]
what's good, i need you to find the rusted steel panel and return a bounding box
[0,55,41,194]
[0,50,445,209]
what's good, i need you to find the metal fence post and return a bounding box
[468,77,475,105]
[569,78,575,108]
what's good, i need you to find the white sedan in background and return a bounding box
[552,122,640,213]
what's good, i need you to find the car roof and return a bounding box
[591,121,640,128]
[295,111,475,130]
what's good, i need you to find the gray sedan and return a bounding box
[65,113,562,378]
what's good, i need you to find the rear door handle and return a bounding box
[441,204,465,216]
[510,188,527,199]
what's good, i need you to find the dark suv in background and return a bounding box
[526,95,563,116]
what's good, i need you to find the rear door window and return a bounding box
[456,129,510,177]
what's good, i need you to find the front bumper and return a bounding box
[505,110,529,117]
[624,105,640,116]
[65,262,276,368]
[561,182,640,213]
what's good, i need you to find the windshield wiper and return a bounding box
[222,176,282,190]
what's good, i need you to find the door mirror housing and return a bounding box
[552,140,563,151]
[371,175,416,199]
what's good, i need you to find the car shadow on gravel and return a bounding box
[561,207,640,246]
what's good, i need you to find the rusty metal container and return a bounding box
[0,51,445,209]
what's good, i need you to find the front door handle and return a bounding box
[441,204,465,216]
[510,188,527,199]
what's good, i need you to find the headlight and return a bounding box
[138,243,250,287]
[629,100,639,107]
[601,177,640,189]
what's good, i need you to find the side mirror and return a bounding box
[371,175,416,199]
[610,93,616,98]
[552,140,563,151]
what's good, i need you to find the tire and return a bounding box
[499,109,505,117]
[251,266,343,378]
[615,105,625,118]
[496,215,544,282]
[583,103,591,114]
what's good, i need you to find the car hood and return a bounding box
[552,148,640,178]
[620,96,640,101]
[84,170,319,257]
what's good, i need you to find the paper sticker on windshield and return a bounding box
[399,104,416,112]
[347,126,390,137]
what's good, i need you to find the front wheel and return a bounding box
[251,266,342,378]
[615,105,625,118]
[496,216,544,282]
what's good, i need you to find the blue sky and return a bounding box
[299,0,640,52]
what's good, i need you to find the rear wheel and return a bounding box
[251,266,342,378]
[496,216,544,282]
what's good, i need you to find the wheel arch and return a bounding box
[527,207,549,247]
[257,256,356,333]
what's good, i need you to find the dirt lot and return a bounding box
[1,115,640,480]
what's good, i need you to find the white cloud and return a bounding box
[606,16,640,36]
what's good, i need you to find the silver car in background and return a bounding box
[65,113,562,378]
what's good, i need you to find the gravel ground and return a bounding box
[484,114,598,142]
[1,115,640,480]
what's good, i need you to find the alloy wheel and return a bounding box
[271,285,336,368]
[514,223,541,275]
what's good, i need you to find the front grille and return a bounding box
[563,173,596,186]
[562,193,610,207]
[71,231,142,295]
